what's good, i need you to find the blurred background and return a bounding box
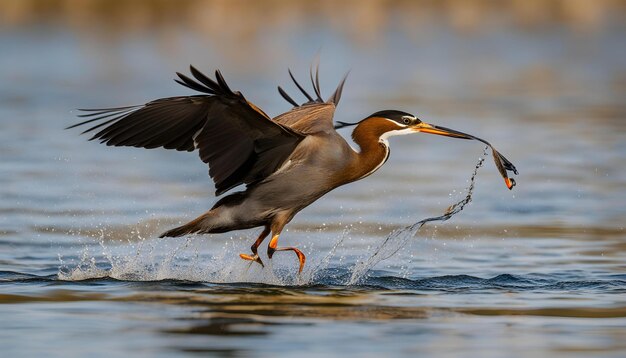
[2,0,624,236]
[1,1,625,357]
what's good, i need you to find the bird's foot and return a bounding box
[239,253,264,267]
[267,237,306,273]
[292,248,306,274]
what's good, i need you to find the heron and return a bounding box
[69,65,517,273]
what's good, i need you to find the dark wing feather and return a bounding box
[277,86,299,107]
[272,65,349,134]
[70,66,305,196]
[277,66,349,109]
[288,69,315,103]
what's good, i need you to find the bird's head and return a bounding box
[349,110,473,146]
[344,110,518,190]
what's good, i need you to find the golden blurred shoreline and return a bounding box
[1,0,624,36]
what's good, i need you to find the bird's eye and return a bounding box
[402,117,411,125]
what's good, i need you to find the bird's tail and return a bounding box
[159,212,215,238]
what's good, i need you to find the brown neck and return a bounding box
[342,117,399,183]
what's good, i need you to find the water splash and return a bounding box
[59,148,489,286]
[347,147,488,285]
[58,226,354,286]
[298,227,351,285]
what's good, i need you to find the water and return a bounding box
[1,1,626,357]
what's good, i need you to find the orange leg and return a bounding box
[239,226,270,267]
[267,234,306,273]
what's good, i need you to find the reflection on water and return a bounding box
[1,270,625,356]
[1,1,625,357]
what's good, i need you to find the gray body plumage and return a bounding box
[182,117,356,236]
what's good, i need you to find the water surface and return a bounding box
[1,2,625,357]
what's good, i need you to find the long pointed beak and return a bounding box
[414,122,473,140]
[413,121,519,190]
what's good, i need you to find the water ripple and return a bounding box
[1,269,624,293]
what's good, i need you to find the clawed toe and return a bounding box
[239,253,264,267]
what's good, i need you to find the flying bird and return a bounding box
[69,65,517,273]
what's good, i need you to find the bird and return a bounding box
[69,64,516,273]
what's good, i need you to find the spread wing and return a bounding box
[274,65,348,134]
[273,103,338,134]
[69,66,305,196]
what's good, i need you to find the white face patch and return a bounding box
[375,117,417,145]
[379,127,416,146]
